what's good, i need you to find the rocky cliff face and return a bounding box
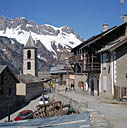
[0,36,23,73]
[0,16,84,73]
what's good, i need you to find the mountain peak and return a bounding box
[60,25,74,34]
[0,16,84,71]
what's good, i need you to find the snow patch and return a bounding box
[26,24,33,28]
[2,48,8,55]
[38,54,47,62]
[0,25,82,55]
[11,40,15,44]
[44,24,59,31]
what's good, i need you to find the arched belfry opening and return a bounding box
[27,62,31,70]
[27,50,31,59]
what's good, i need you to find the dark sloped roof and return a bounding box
[17,74,42,84]
[0,65,19,83]
[71,26,117,52]
[82,26,117,48]
[50,64,73,74]
[0,65,6,74]
[71,35,101,52]
[83,23,127,50]
[24,33,36,48]
[71,22,127,52]
[38,71,51,79]
[97,36,127,53]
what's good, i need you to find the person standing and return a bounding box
[50,81,54,91]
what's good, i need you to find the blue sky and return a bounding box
[0,0,127,39]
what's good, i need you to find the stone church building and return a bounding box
[16,33,43,104]
[23,33,38,76]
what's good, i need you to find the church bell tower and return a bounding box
[23,33,38,76]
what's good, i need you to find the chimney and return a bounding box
[123,15,127,23]
[103,24,108,32]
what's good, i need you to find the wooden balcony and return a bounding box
[84,62,101,73]
[69,54,83,64]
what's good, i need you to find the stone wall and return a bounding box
[74,74,88,94]
[54,92,88,113]
[99,44,127,100]
[25,82,43,102]
[16,82,44,104]
[54,92,110,128]
[116,44,127,88]
[16,83,26,95]
[0,69,17,119]
[99,53,113,99]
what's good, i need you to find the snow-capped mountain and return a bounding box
[0,16,83,73]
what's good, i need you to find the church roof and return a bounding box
[24,33,36,48]
[0,65,6,74]
[0,65,19,83]
[17,74,42,84]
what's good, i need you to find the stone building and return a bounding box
[16,33,43,104]
[0,65,19,119]
[70,15,127,100]
[50,62,74,89]
[16,74,43,103]
[98,30,127,100]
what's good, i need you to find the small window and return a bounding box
[27,62,31,70]
[9,88,11,94]
[103,76,107,92]
[0,89,3,95]
[103,53,107,69]
[0,75,4,85]
[27,50,31,59]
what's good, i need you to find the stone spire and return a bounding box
[24,32,36,48]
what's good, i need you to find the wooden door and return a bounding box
[114,86,120,100]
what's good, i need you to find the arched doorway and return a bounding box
[91,79,94,96]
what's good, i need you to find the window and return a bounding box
[103,76,107,92]
[27,50,31,59]
[0,88,3,95]
[0,75,4,85]
[9,88,11,94]
[27,62,31,70]
[103,53,107,69]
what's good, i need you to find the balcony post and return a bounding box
[92,54,93,70]
[83,52,86,71]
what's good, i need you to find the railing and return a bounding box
[84,62,101,72]
[69,54,83,64]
